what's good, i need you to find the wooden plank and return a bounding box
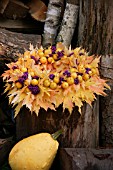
[59,148,113,170]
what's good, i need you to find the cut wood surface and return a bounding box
[59,148,113,170]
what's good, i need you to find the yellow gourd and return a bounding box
[9,130,62,170]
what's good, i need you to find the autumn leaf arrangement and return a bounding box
[2,43,110,117]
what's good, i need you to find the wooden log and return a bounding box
[16,101,99,148]
[100,55,113,147]
[78,0,113,147]
[59,148,113,170]
[56,0,79,47]
[0,28,41,62]
[42,0,64,47]
[0,137,14,167]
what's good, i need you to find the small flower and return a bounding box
[49,54,53,57]
[85,68,91,74]
[49,74,55,80]
[22,72,28,80]
[74,78,79,85]
[28,84,40,95]
[63,70,71,77]
[57,51,64,59]
[16,77,25,85]
[77,72,83,76]
[51,46,56,54]
[12,65,18,70]
[32,76,39,80]
[31,56,39,64]
[58,77,65,85]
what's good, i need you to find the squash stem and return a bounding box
[51,129,63,140]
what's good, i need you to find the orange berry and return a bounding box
[53,54,58,60]
[61,82,69,89]
[71,72,77,78]
[53,77,59,84]
[15,82,22,89]
[83,74,89,81]
[31,79,38,86]
[67,77,74,85]
[48,57,54,63]
[25,87,30,93]
[30,71,35,77]
[43,79,50,87]
[70,68,76,73]
[92,68,97,75]
[78,75,83,82]
[38,52,44,57]
[40,57,47,64]
[21,67,27,72]
[50,82,57,90]
[44,49,52,55]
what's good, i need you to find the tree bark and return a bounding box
[0,28,41,63]
[42,0,64,47]
[59,148,113,170]
[78,0,113,147]
[56,0,79,47]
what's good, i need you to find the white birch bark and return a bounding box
[56,0,79,47]
[42,0,64,47]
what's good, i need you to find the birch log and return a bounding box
[42,0,64,47]
[57,0,79,47]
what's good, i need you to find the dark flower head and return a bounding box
[79,52,84,56]
[85,68,91,74]
[51,46,56,54]
[74,78,79,85]
[68,52,74,57]
[31,56,36,60]
[12,65,18,70]
[63,70,71,77]
[28,84,40,95]
[17,77,25,84]
[57,51,64,59]
[58,77,65,85]
[31,56,39,64]
[49,74,55,80]
[77,72,83,76]
[22,72,28,80]
[49,54,53,57]
[32,76,39,80]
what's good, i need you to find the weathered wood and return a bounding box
[56,0,79,47]
[59,148,113,170]
[16,101,99,148]
[1,0,29,19]
[42,0,64,47]
[0,28,41,62]
[100,55,113,146]
[0,137,14,167]
[78,0,113,147]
